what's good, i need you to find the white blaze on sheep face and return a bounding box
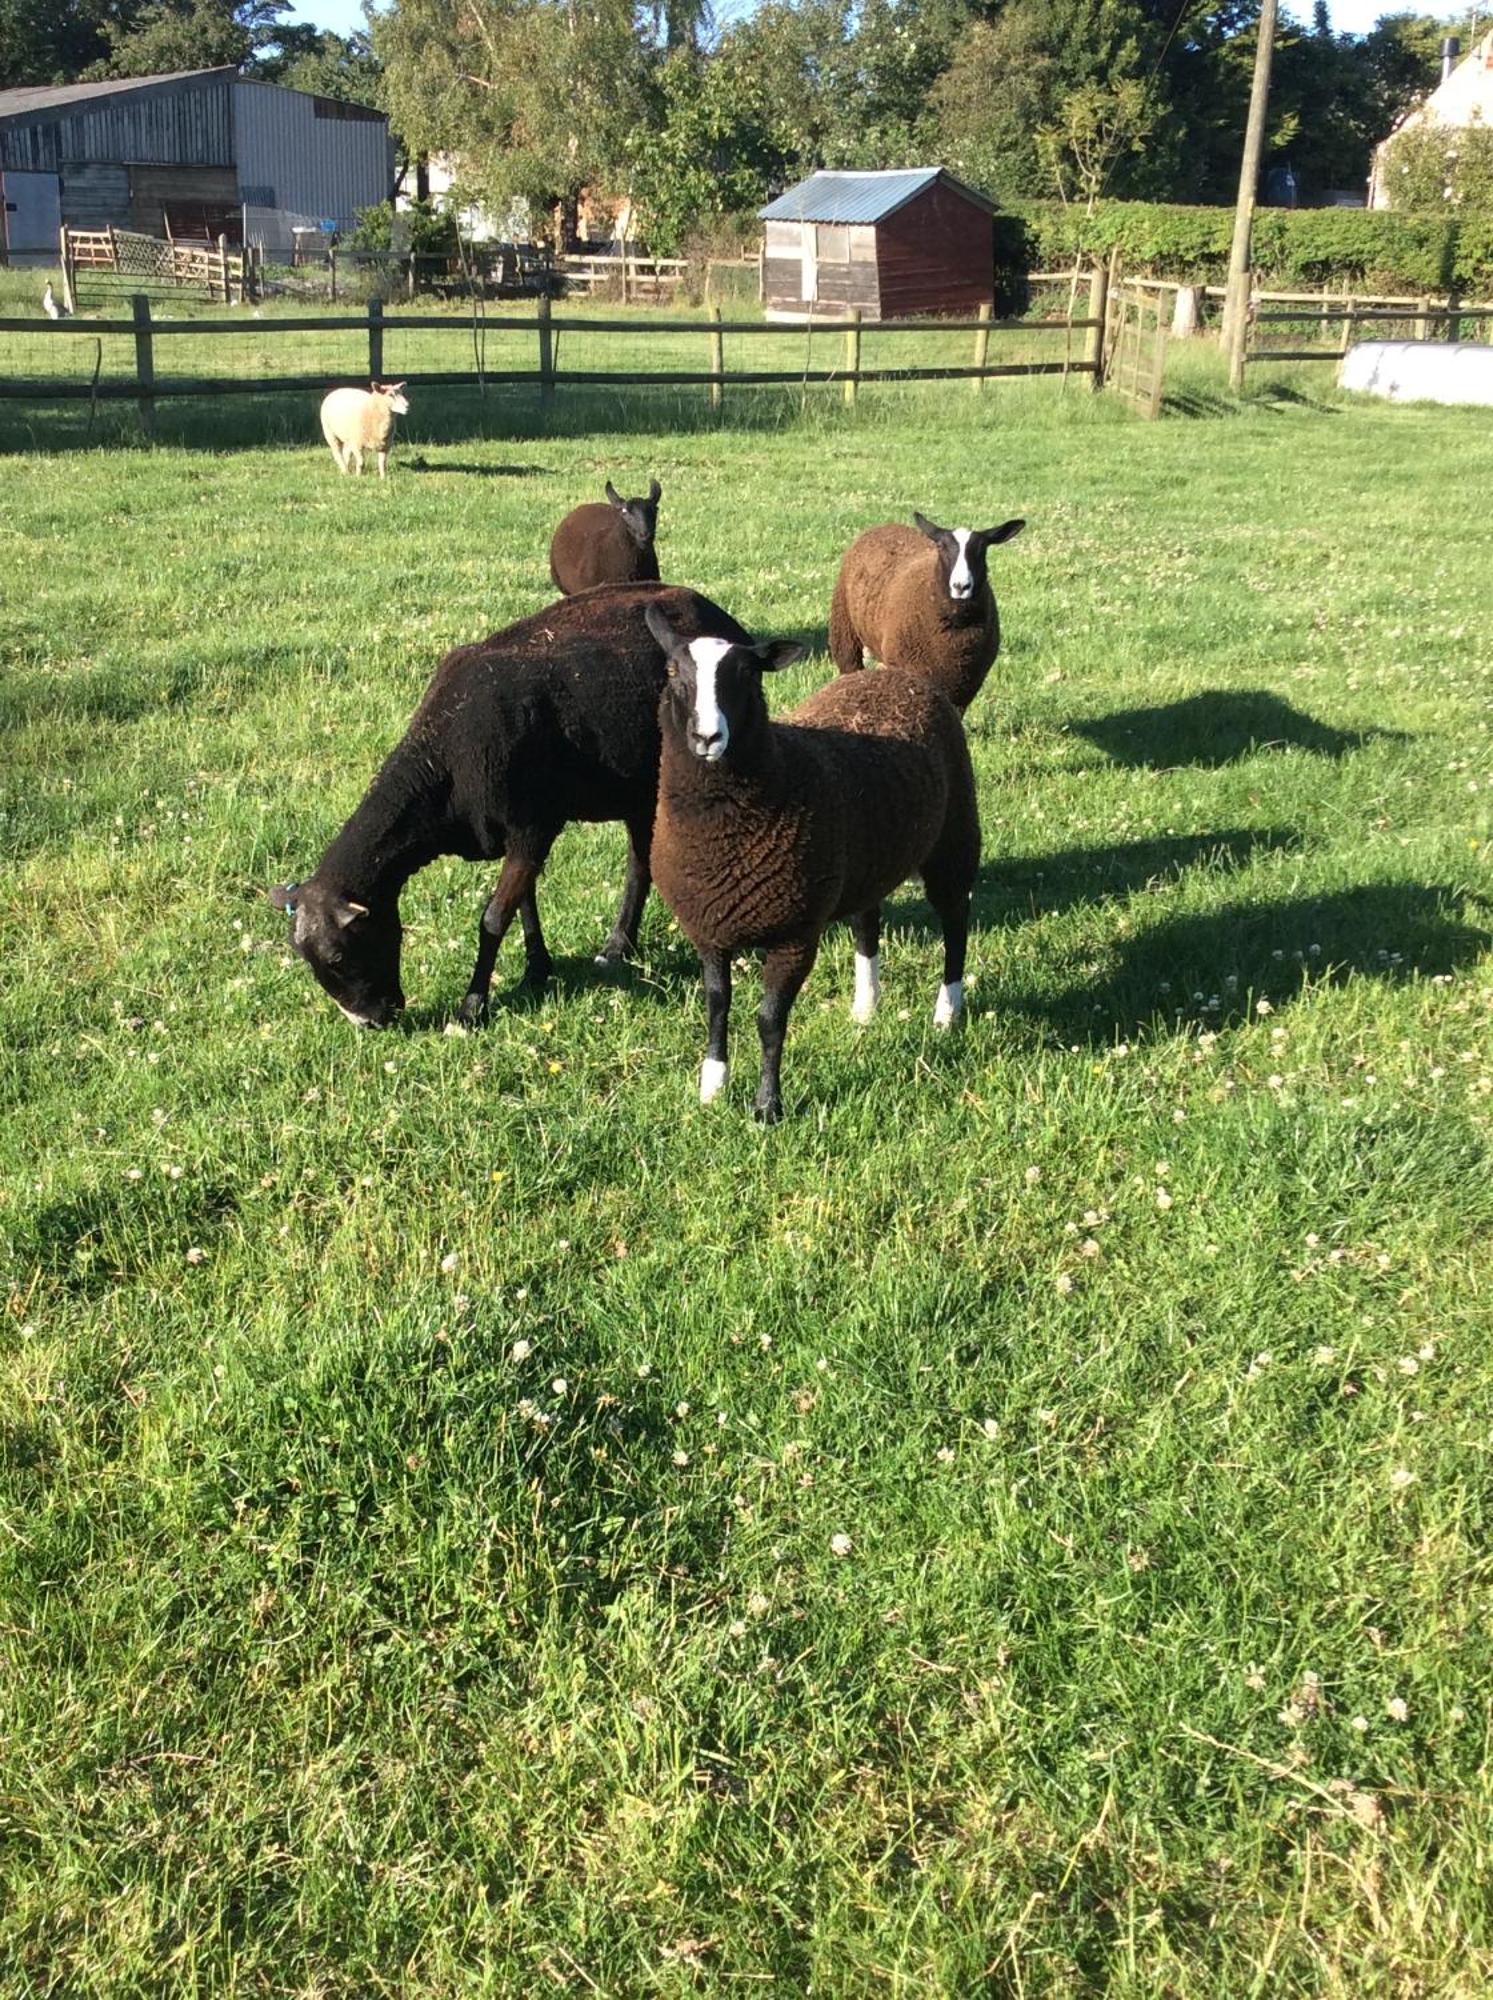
[948,529,975,601]
[852,951,881,1023]
[685,637,734,760]
[934,980,964,1028]
[700,1056,729,1103]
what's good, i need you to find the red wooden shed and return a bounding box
[758,167,994,323]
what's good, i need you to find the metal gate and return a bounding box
[1105,279,1168,418]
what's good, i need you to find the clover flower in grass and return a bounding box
[550,1377,568,1399]
[185,1246,207,1265]
[510,1338,532,1363]
[1389,1466,1416,1492]
[1387,1695,1409,1723]
[439,1251,459,1274]
[829,1533,853,1558]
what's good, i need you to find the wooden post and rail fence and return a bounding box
[0,293,1108,423]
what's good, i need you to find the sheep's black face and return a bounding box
[606,477,662,549]
[913,513,1026,604]
[268,879,404,1027]
[645,607,804,765]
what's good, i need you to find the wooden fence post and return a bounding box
[709,303,724,411]
[1339,298,1355,356]
[218,233,231,306]
[132,293,155,438]
[368,296,384,383]
[328,245,337,304]
[1086,255,1110,388]
[843,307,861,406]
[538,292,554,405]
[971,300,991,391]
[59,227,77,313]
[1445,291,1462,343]
[1416,295,1431,341]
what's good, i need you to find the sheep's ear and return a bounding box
[978,519,1026,548]
[647,478,661,503]
[333,897,370,928]
[753,639,806,674]
[268,882,299,913]
[605,480,625,509]
[912,511,944,542]
[644,602,682,657]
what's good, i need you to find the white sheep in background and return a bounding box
[319,381,410,477]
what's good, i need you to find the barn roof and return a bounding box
[759,168,994,226]
[0,68,237,125]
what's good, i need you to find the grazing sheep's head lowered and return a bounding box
[267,879,404,1027]
[605,477,662,551]
[646,605,805,765]
[911,512,1025,603]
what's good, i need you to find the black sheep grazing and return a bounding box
[828,512,1024,712]
[645,605,981,1123]
[267,583,752,1028]
[548,479,662,595]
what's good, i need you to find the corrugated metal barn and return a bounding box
[759,168,994,323]
[0,67,393,263]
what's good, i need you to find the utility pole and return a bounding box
[1223,0,1279,392]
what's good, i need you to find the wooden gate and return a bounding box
[1104,277,1168,418]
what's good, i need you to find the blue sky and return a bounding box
[284,2,1448,46]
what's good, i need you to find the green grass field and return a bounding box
[3,360,1492,1994]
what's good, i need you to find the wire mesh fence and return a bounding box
[0,292,1102,449]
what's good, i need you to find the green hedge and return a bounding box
[995,202,1493,297]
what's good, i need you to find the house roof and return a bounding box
[0,67,237,125]
[759,168,994,226]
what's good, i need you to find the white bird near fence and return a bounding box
[42,282,69,320]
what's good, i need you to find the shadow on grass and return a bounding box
[972,827,1301,929]
[1007,882,1489,1045]
[1071,691,1397,768]
[402,456,553,478]
[1163,378,1343,420]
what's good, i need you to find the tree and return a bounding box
[1037,77,1157,212]
[0,0,124,88]
[627,43,792,251]
[374,0,652,239]
[84,0,295,78]
[259,28,384,105]
[932,0,1169,203]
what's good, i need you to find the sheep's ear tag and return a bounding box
[270,879,301,913]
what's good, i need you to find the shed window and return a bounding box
[764,219,799,254]
[815,225,849,262]
[848,225,877,262]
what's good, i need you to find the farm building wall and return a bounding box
[873,182,993,319]
[0,75,234,178]
[232,82,392,257]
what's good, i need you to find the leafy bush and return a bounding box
[994,200,1493,296]
[349,200,458,257]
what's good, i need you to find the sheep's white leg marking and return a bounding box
[934,980,964,1028]
[686,637,733,760]
[852,951,881,1023]
[700,1057,729,1103]
[949,529,974,600]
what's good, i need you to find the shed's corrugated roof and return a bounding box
[0,68,235,123]
[759,168,993,225]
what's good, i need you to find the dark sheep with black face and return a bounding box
[828,510,1025,713]
[645,604,982,1124]
[267,582,751,1029]
[548,479,663,595]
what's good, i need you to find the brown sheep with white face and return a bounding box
[549,479,662,594]
[828,511,1024,712]
[646,605,981,1124]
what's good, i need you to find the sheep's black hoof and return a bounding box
[520,953,554,991]
[753,1095,783,1126]
[594,936,632,968]
[456,992,488,1026]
